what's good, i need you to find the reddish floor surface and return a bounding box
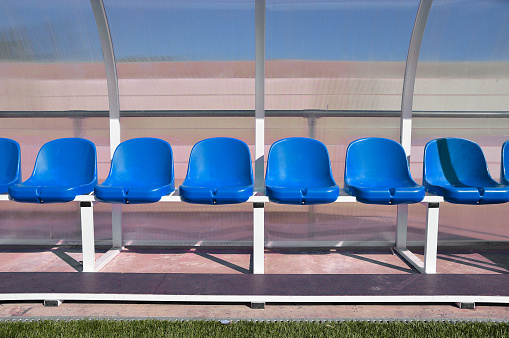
[0,246,508,320]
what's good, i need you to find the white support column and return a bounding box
[80,202,96,272]
[91,0,123,249]
[400,0,433,158]
[90,0,121,156]
[397,0,433,250]
[396,204,408,248]
[424,202,440,274]
[111,204,122,248]
[253,202,265,274]
[254,0,266,193]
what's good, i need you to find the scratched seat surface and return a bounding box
[265,137,339,205]
[0,138,21,194]
[95,138,175,204]
[344,137,424,205]
[9,138,97,203]
[424,137,509,204]
[179,137,253,205]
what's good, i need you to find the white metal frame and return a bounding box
[396,0,434,264]
[1,293,507,305]
[90,0,123,254]
[255,0,266,193]
[0,190,443,275]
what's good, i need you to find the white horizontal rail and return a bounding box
[69,191,444,204]
[0,293,507,305]
[0,192,444,204]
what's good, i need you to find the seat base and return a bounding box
[179,185,253,205]
[425,184,509,204]
[8,184,94,203]
[266,185,339,205]
[95,184,175,204]
[344,184,425,205]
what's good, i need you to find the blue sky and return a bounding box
[0,0,508,62]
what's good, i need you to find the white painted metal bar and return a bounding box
[400,0,433,158]
[80,202,96,272]
[394,247,424,274]
[252,202,265,274]
[90,0,120,157]
[159,193,441,204]
[1,294,507,305]
[90,0,123,252]
[254,0,266,193]
[396,204,409,248]
[94,248,122,272]
[111,205,123,248]
[424,202,440,274]
[396,0,433,268]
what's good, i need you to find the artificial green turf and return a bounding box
[0,320,508,337]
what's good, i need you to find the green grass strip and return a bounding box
[0,320,508,337]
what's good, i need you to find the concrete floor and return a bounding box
[0,246,508,321]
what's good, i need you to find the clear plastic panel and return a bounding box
[265,0,418,245]
[414,0,509,112]
[411,0,509,245]
[104,0,255,244]
[266,0,419,112]
[104,0,255,112]
[0,0,110,243]
[408,117,509,244]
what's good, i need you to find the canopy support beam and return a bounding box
[91,0,123,249]
[397,0,433,250]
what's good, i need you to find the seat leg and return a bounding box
[253,202,265,274]
[80,201,95,272]
[424,202,440,274]
[396,204,409,249]
[112,204,123,248]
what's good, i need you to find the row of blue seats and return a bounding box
[1,137,509,205]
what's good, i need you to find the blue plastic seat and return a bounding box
[424,138,509,204]
[344,138,424,205]
[265,137,339,205]
[95,138,175,204]
[500,140,509,185]
[9,138,97,203]
[179,137,253,204]
[0,138,21,193]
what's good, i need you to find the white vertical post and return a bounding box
[255,0,266,193]
[91,0,123,248]
[307,115,317,239]
[400,0,433,158]
[80,202,96,272]
[253,202,265,274]
[397,0,433,248]
[396,204,408,248]
[90,0,121,155]
[424,202,440,274]
[111,204,123,248]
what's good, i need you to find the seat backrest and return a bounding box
[424,138,494,187]
[30,138,97,186]
[501,141,509,184]
[266,137,336,186]
[344,138,412,184]
[185,137,253,186]
[109,138,174,186]
[0,138,21,186]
